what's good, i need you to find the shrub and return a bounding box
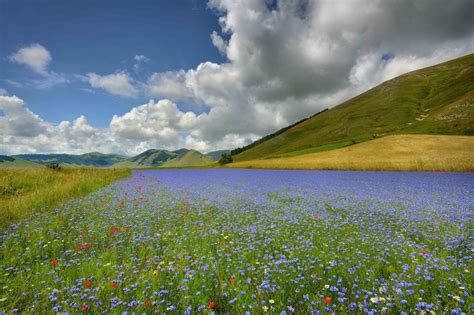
[219,153,233,165]
[45,162,61,171]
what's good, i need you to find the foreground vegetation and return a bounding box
[228,134,474,172]
[234,54,474,161]
[0,167,131,228]
[1,170,472,313]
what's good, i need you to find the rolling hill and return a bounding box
[233,54,474,161]
[228,135,474,172]
[161,150,214,168]
[0,156,42,168]
[112,149,214,168]
[15,152,127,167]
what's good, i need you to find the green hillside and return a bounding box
[0,156,42,168]
[113,149,183,168]
[233,54,474,161]
[161,150,214,167]
[15,152,127,167]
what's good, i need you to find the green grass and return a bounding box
[0,167,131,228]
[234,53,474,161]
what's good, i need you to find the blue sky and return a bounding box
[1,0,224,127]
[0,0,472,155]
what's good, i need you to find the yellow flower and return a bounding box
[269,299,275,304]
[262,306,269,312]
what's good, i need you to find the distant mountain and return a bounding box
[114,149,182,168]
[161,150,214,168]
[233,53,474,161]
[0,155,42,168]
[14,152,127,167]
[205,150,231,161]
[112,149,214,168]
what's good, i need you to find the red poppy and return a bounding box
[146,255,151,260]
[125,227,130,233]
[209,301,216,309]
[324,297,332,304]
[51,259,57,266]
[421,250,427,255]
[81,304,90,312]
[85,244,91,249]
[84,280,91,288]
[76,245,83,251]
[144,300,152,308]
[229,277,236,284]
[120,200,125,207]
[111,282,118,288]
[109,226,119,236]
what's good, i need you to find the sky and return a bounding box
[1,0,473,156]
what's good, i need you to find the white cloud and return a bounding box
[8,43,68,89]
[147,70,194,101]
[210,31,227,55]
[2,0,473,155]
[87,72,138,97]
[0,88,7,96]
[0,95,48,137]
[9,43,52,76]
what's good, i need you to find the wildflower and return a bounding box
[76,245,83,250]
[84,280,91,288]
[324,297,332,304]
[111,282,118,288]
[312,214,321,221]
[125,227,130,233]
[269,299,275,304]
[229,277,236,284]
[421,250,427,255]
[144,300,152,308]
[262,306,269,312]
[85,244,91,249]
[81,304,89,312]
[120,200,125,207]
[209,301,216,309]
[51,259,57,266]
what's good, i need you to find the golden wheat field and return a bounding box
[228,135,474,172]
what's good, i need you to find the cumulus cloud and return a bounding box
[8,43,68,89]
[2,0,473,154]
[9,43,52,76]
[143,0,474,145]
[147,71,194,101]
[87,72,138,97]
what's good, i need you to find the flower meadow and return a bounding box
[1,169,473,314]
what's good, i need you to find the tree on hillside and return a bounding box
[218,153,233,165]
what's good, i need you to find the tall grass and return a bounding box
[0,167,131,228]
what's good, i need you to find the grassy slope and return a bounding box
[228,134,474,172]
[0,168,131,228]
[234,54,474,161]
[161,150,214,167]
[0,157,42,168]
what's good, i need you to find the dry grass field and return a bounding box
[0,167,131,228]
[228,135,474,172]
